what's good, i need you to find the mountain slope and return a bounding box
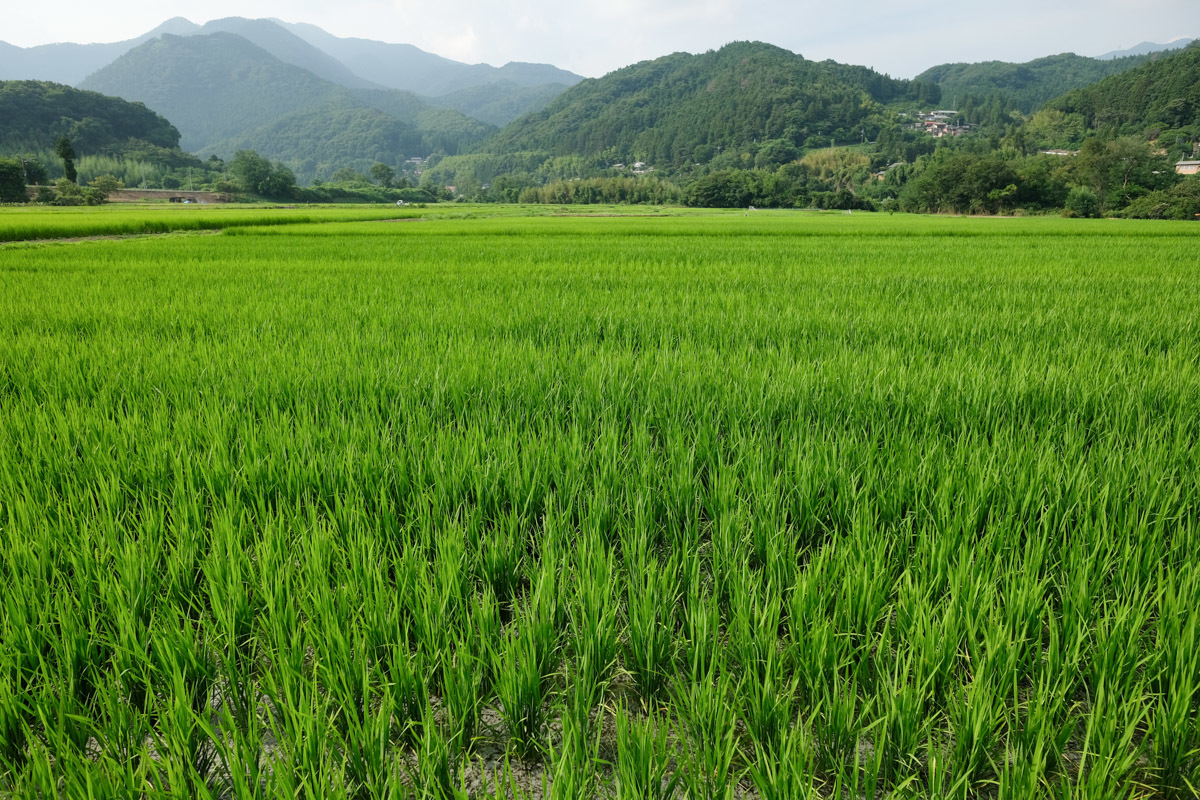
[1096,39,1194,60]
[275,20,584,95]
[0,79,180,153]
[0,18,198,85]
[1045,42,1200,130]
[916,51,1167,113]
[200,103,423,177]
[480,42,938,167]
[425,81,569,126]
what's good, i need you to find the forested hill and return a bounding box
[79,32,493,182]
[0,80,180,154]
[1045,42,1200,131]
[479,42,940,168]
[917,51,1172,114]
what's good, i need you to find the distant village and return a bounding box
[612,162,655,175]
[907,110,973,138]
[906,110,1200,175]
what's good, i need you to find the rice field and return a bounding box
[1,209,1198,799]
[0,205,414,243]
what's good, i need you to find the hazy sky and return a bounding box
[5,0,1196,78]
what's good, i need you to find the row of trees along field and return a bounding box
[0,140,444,204]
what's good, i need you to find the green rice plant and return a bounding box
[260,639,346,799]
[1148,578,1200,799]
[1006,673,1076,790]
[476,510,527,608]
[0,679,27,778]
[545,676,606,799]
[526,556,566,682]
[895,575,962,706]
[147,621,218,795]
[727,572,784,681]
[544,713,597,800]
[414,710,468,800]
[86,681,157,791]
[1074,679,1150,800]
[996,757,1044,800]
[441,646,485,755]
[382,640,427,746]
[568,535,619,699]
[149,676,218,797]
[673,666,740,800]
[493,623,552,757]
[746,717,819,800]
[623,550,679,701]
[614,707,679,800]
[198,698,270,800]
[738,647,797,760]
[946,675,1003,791]
[874,654,936,785]
[812,674,872,779]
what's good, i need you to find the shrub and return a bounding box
[1064,186,1101,218]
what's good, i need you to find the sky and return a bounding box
[3,0,1196,78]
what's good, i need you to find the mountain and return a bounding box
[1096,39,1194,60]
[78,32,492,182]
[2,18,580,124]
[80,33,346,151]
[1045,41,1200,131]
[0,79,180,154]
[273,20,584,95]
[916,51,1169,113]
[0,18,198,85]
[194,18,379,89]
[477,42,939,168]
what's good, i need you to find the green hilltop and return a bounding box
[1045,41,1200,132]
[0,79,180,155]
[480,41,940,167]
[916,51,1170,114]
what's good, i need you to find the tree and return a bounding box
[21,156,49,186]
[369,162,396,188]
[55,136,77,183]
[0,157,27,203]
[260,164,296,199]
[1073,136,1169,212]
[88,175,125,201]
[330,168,367,185]
[685,170,756,208]
[229,150,296,199]
[229,150,272,194]
[1023,110,1086,150]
